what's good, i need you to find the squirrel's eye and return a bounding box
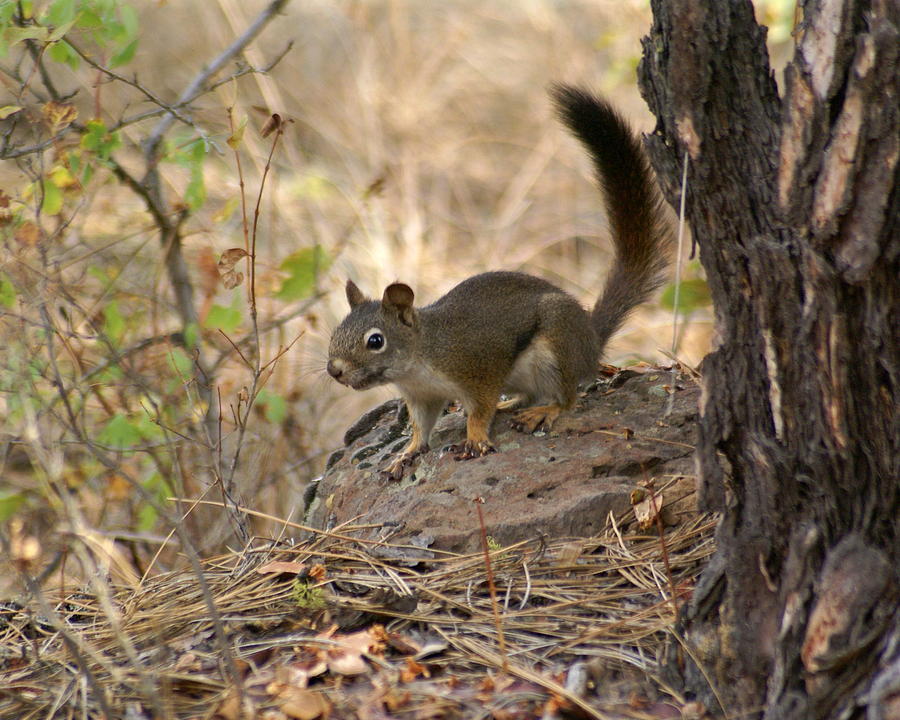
[364,329,385,352]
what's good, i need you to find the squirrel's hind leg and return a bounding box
[506,302,591,433]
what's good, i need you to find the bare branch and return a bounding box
[64,38,197,129]
[143,0,291,166]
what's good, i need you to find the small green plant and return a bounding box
[292,577,326,611]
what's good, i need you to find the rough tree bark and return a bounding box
[636,1,898,718]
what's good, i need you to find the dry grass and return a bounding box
[0,511,716,718]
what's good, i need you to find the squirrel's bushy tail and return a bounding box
[551,84,672,353]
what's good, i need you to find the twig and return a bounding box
[474,497,508,674]
[65,38,197,129]
[143,0,290,165]
[107,42,293,134]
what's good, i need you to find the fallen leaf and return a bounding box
[632,491,664,530]
[555,540,584,569]
[400,657,429,682]
[173,652,199,672]
[212,687,251,720]
[257,561,307,576]
[308,564,327,581]
[278,687,330,720]
[382,689,410,712]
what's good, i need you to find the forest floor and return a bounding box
[0,510,715,719]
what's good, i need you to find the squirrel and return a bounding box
[327,84,672,479]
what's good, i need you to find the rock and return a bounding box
[305,366,699,554]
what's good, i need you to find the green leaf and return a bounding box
[0,273,16,308]
[46,0,77,27]
[47,18,76,42]
[167,347,193,377]
[110,37,137,67]
[98,413,142,449]
[183,321,200,349]
[135,413,163,441]
[136,503,157,531]
[257,389,287,424]
[78,6,102,28]
[182,139,207,211]
[0,3,16,25]
[137,472,170,530]
[118,4,139,38]
[80,120,121,160]
[204,300,242,334]
[0,490,26,524]
[4,25,49,48]
[103,300,125,344]
[41,179,63,215]
[47,39,80,69]
[276,246,330,301]
[184,169,205,211]
[660,277,711,314]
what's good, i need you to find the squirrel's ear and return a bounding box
[346,279,366,308]
[382,283,416,326]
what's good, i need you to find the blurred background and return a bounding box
[0,0,794,587]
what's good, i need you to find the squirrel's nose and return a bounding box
[326,359,343,379]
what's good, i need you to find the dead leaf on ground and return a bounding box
[399,657,429,682]
[213,687,253,720]
[257,560,307,576]
[632,489,664,530]
[277,687,330,720]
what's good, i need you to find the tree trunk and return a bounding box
[636,1,899,717]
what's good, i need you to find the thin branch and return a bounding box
[108,41,293,135]
[64,38,197,128]
[143,0,290,166]
[0,129,71,159]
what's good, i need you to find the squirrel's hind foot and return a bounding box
[449,440,496,461]
[511,404,562,433]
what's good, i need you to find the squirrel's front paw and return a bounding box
[450,440,496,460]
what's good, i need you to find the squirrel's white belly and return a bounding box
[504,335,562,404]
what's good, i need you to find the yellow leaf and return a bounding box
[226,114,247,150]
[42,101,78,132]
[50,165,77,190]
[0,106,23,120]
[213,196,239,223]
